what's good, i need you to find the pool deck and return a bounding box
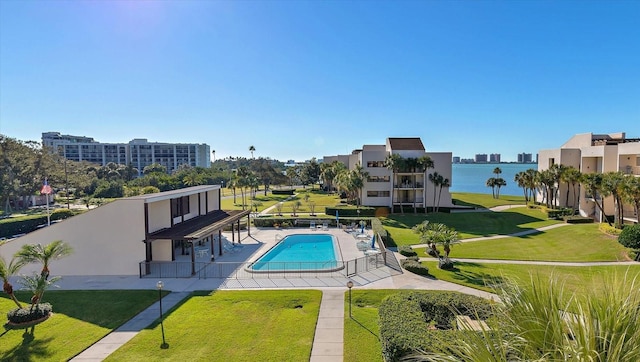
[64,226,496,361]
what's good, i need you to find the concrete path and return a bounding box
[310,289,346,362]
[70,292,190,361]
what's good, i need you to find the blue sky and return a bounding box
[1,1,638,162]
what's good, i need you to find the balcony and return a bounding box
[620,165,640,176]
[394,182,424,189]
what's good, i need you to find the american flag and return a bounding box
[40,178,52,195]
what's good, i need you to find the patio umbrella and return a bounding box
[336,210,339,225]
[371,234,376,249]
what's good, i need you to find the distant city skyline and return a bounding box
[1,1,638,163]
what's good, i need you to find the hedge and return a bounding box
[371,218,388,244]
[325,206,376,217]
[271,189,295,195]
[400,259,429,276]
[547,208,574,219]
[564,216,594,224]
[379,291,494,361]
[252,217,336,228]
[0,209,77,238]
[398,245,417,257]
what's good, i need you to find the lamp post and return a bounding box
[221,180,225,196]
[157,281,169,349]
[347,280,354,318]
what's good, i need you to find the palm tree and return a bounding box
[525,168,538,203]
[385,154,404,214]
[602,171,626,228]
[486,177,497,198]
[582,172,612,226]
[515,171,528,202]
[562,166,581,209]
[429,172,442,208]
[621,176,640,222]
[249,145,256,159]
[493,167,502,178]
[15,240,72,308]
[351,163,369,207]
[0,255,26,309]
[412,221,437,256]
[418,155,435,214]
[494,177,506,199]
[436,177,450,212]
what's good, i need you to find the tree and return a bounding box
[249,145,256,159]
[621,176,640,221]
[275,202,283,216]
[291,200,302,217]
[301,158,321,189]
[143,163,167,175]
[618,224,640,260]
[486,177,497,198]
[436,177,450,212]
[429,172,443,209]
[418,155,434,214]
[562,166,581,209]
[602,172,626,228]
[0,255,26,308]
[384,154,405,214]
[351,163,369,207]
[308,200,316,216]
[494,177,506,198]
[581,173,612,226]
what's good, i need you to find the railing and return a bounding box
[139,255,385,280]
[620,166,640,175]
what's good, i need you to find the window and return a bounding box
[171,196,190,218]
[367,191,390,197]
[367,175,390,182]
[366,161,385,167]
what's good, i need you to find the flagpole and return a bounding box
[46,193,50,226]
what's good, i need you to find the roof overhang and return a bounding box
[147,209,250,241]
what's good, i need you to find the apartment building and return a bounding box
[324,137,454,211]
[538,132,640,223]
[42,132,210,175]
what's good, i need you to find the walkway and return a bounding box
[310,290,345,362]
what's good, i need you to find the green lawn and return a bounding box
[106,290,322,362]
[423,261,640,295]
[344,290,408,362]
[451,192,527,209]
[414,223,630,262]
[221,188,342,214]
[0,290,160,361]
[382,207,559,246]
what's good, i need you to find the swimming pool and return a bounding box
[248,233,343,272]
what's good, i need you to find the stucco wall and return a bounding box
[0,199,146,276]
[147,199,171,233]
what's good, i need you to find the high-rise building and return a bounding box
[475,154,488,163]
[489,153,501,163]
[452,156,461,163]
[42,132,210,176]
[517,152,533,163]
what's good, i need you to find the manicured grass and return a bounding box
[105,290,322,362]
[220,192,291,211]
[413,223,630,262]
[382,207,559,246]
[451,192,527,209]
[423,261,640,295]
[0,290,161,361]
[221,189,342,214]
[344,290,408,362]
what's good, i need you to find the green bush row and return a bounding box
[252,217,335,228]
[547,208,575,219]
[400,258,429,276]
[398,245,417,257]
[0,209,77,238]
[564,215,595,224]
[271,189,295,195]
[324,206,376,217]
[379,291,494,361]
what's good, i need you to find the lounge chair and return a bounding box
[310,221,316,230]
[322,222,328,230]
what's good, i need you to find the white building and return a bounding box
[0,185,250,277]
[324,137,454,211]
[42,132,211,175]
[538,132,640,223]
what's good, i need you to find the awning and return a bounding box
[147,209,251,241]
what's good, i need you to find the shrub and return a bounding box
[271,189,295,195]
[6,303,52,325]
[379,291,493,361]
[599,223,623,236]
[398,245,417,257]
[438,258,455,270]
[619,224,640,250]
[547,208,574,219]
[371,218,388,244]
[325,206,375,217]
[401,259,429,276]
[564,215,594,224]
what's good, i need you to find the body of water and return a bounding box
[450,163,538,196]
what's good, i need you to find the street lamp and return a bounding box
[346,280,354,318]
[156,281,169,349]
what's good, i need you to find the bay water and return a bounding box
[450,163,538,196]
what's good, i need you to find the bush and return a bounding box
[438,258,455,270]
[599,223,623,236]
[6,303,52,325]
[0,209,78,238]
[401,259,429,276]
[619,224,640,250]
[271,189,295,195]
[371,218,388,244]
[379,291,493,361]
[398,245,417,257]
[325,206,375,217]
[564,215,594,224]
[547,208,574,219]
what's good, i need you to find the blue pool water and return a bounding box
[249,233,341,272]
